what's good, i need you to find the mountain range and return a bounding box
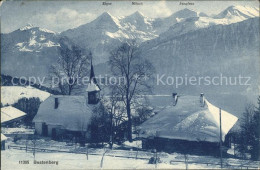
[1,24,60,78]
[140,17,259,94]
[1,5,259,96]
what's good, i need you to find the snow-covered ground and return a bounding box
[1,149,176,169]
[0,148,214,169]
[1,138,259,169]
[1,86,51,105]
[123,140,142,149]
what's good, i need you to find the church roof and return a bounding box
[33,95,100,131]
[139,95,238,143]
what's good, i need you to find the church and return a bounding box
[33,61,101,140]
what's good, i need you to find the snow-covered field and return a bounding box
[1,138,259,169]
[1,148,213,169]
[1,149,171,169]
[1,86,51,105]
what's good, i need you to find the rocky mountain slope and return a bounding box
[140,17,259,94]
[1,24,60,79]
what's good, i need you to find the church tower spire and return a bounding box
[86,56,101,104]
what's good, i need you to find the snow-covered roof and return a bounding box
[1,134,7,141]
[139,95,238,143]
[86,80,100,92]
[33,95,100,131]
[1,86,51,105]
[1,106,27,123]
[1,128,35,135]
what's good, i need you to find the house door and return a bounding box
[52,128,57,140]
[42,123,48,136]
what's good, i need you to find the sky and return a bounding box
[0,0,259,33]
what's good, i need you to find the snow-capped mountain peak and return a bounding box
[91,12,121,31]
[1,24,61,78]
[98,12,113,19]
[215,5,259,19]
[19,24,56,34]
[174,8,209,18]
[121,11,153,32]
[128,11,145,18]
[170,8,200,19]
[38,28,56,34]
[123,11,147,24]
[158,5,259,40]
[20,23,35,31]
[96,12,119,23]
[8,25,60,53]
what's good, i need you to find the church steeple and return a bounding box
[89,58,99,86]
[86,56,101,104]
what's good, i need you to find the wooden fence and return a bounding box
[8,145,149,160]
[169,159,259,169]
[8,145,259,169]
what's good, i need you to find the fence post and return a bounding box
[86,146,88,160]
[100,149,108,168]
[155,150,157,168]
[32,135,36,160]
[26,140,28,152]
[219,108,223,169]
[184,154,188,170]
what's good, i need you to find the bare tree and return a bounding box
[89,102,110,145]
[77,115,89,147]
[103,87,128,148]
[133,98,154,127]
[50,37,91,95]
[237,98,260,160]
[109,40,155,142]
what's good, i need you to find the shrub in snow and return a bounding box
[148,157,161,164]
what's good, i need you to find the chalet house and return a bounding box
[1,106,27,127]
[139,93,238,156]
[33,61,101,140]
